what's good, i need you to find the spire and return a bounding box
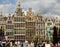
[8,13,11,20]
[8,13,11,17]
[18,0,20,8]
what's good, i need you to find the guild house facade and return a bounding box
[0,0,60,43]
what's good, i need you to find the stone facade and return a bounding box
[13,1,26,42]
[6,14,14,40]
[25,8,37,42]
[0,0,60,42]
[36,12,45,42]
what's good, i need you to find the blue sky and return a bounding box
[0,0,60,18]
[0,0,16,4]
[0,0,17,16]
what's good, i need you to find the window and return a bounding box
[6,32,9,35]
[26,22,35,26]
[8,21,12,23]
[14,17,25,22]
[6,32,13,35]
[14,23,25,27]
[15,29,25,34]
[6,25,14,29]
[15,36,25,39]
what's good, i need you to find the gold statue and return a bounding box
[1,24,4,31]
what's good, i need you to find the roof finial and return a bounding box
[18,0,20,8]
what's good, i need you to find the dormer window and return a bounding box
[47,23,52,26]
[48,19,50,21]
[8,21,12,23]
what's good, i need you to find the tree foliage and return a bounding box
[33,34,40,41]
[53,26,58,45]
[33,34,40,47]
[56,27,60,41]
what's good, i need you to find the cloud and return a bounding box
[0,4,11,16]
[0,3,16,16]
[0,0,60,18]
[0,5,4,9]
[20,0,60,18]
[0,0,17,16]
